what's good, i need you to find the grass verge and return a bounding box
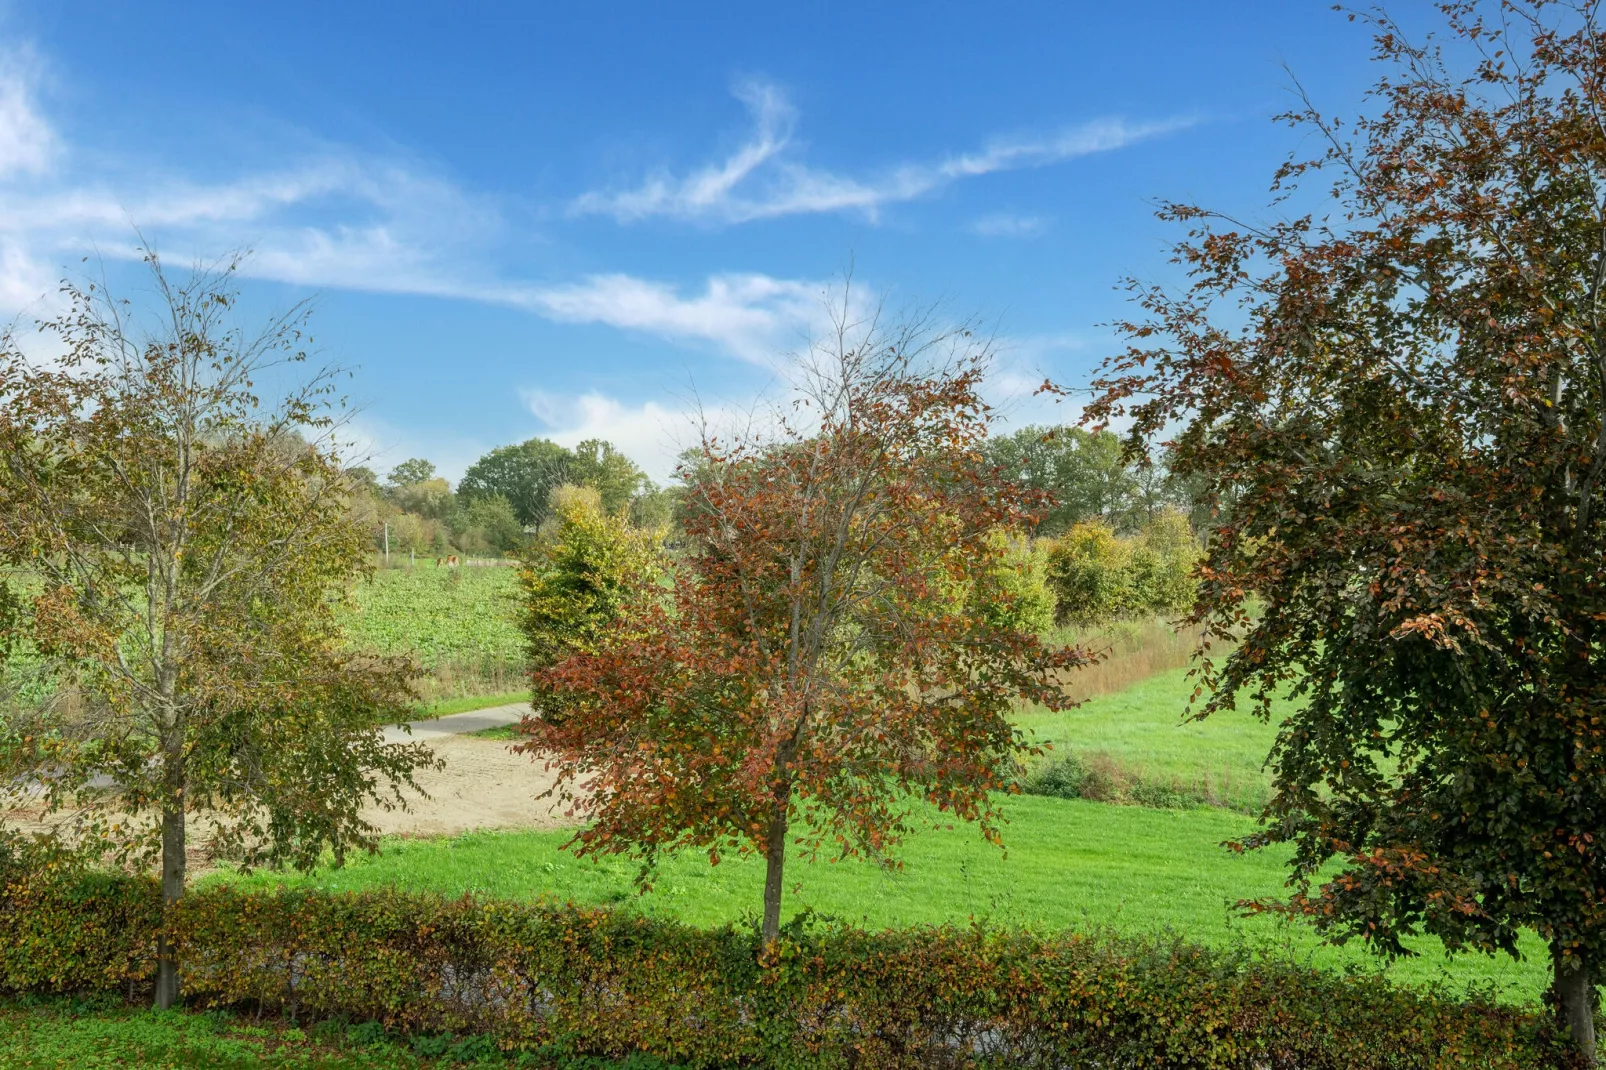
[206,793,1551,1005]
[416,692,531,720]
[0,996,476,1068]
[1016,665,1285,812]
[0,995,683,1068]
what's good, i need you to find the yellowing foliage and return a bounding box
[1042,508,1199,626]
[518,484,661,679]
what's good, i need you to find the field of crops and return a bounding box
[340,563,526,701]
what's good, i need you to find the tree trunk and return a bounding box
[153,742,186,1010]
[760,802,788,946]
[1555,942,1597,1065]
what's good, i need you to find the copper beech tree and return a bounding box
[1087,2,1606,1058]
[0,253,435,1008]
[519,304,1087,943]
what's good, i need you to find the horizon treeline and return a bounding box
[347,425,1198,560]
[344,437,675,559]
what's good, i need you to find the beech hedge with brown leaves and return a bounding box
[0,865,1577,1069]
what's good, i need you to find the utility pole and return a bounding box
[383,521,390,567]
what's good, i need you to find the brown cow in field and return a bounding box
[434,554,460,568]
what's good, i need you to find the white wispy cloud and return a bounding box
[572,79,1192,225]
[520,390,695,483]
[0,53,834,368]
[506,272,827,365]
[0,48,56,179]
[0,156,501,301]
[969,212,1049,238]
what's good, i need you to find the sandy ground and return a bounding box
[1,709,583,851]
[370,733,578,837]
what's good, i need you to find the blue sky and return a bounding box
[0,2,1402,482]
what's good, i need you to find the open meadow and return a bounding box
[342,562,526,706]
[211,643,1554,1007]
[15,3,1606,1064]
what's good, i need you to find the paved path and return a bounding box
[382,701,529,744]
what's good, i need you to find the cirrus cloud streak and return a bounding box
[571,80,1194,225]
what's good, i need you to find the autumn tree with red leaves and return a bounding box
[1088,2,1606,1058]
[519,301,1087,943]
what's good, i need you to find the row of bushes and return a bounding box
[1020,751,1232,811]
[0,869,1578,1068]
[1042,509,1198,627]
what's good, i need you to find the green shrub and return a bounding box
[1044,521,1134,626]
[969,534,1056,635]
[1020,752,1096,801]
[0,871,1579,1068]
[0,869,158,996]
[1044,508,1199,626]
[1129,507,1199,616]
[519,485,662,681]
[461,494,526,556]
[1021,752,1222,811]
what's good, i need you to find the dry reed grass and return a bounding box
[1051,616,1205,704]
[413,657,526,705]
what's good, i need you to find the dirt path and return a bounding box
[2,704,581,846]
[364,702,580,837]
[369,732,577,837]
[382,704,526,744]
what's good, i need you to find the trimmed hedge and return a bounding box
[0,869,1581,1068]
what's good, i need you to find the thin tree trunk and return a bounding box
[154,741,186,1010]
[760,801,789,946]
[1555,942,1597,1065]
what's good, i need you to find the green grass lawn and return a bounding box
[418,691,531,719]
[468,668,1287,800]
[208,792,1551,1006]
[0,997,505,1069]
[1017,666,1287,811]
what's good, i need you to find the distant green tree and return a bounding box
[344,466,380,494]
[464,493,525,555]
[629,484,674,531]
[985,426,1140,535]
[385,511,431,554]
[667,446,715,539]
[459,438,573,527]
[390,476,454,520]
[568,438,649,516]
[386,458,436,488]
